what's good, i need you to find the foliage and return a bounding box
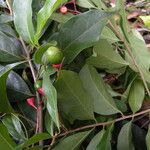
[0,0,149,149]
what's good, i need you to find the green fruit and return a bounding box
[44,46,63,64]
[34,80,42,90]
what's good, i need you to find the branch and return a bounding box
[20,37,43,146]
[58,108,150,138]
[20,37,36,82]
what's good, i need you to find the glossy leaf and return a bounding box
[146,125,150,150]
[0,62,25,113]
[0,24,17,38]
[0,31,24,63]
[132,124,147,150]
[79,65,120,115]
[87,39,128,71]
[0,0,7,8]
[34,41,57,64]
[7,71,33,102]
[56,10,112,63]
[117,121,134,150]
[98,124,114,150]
[35,0,65,41]
[13,0,34,44]
[0,14,13,23]
[128,79,145,113]
[43,69,59,129]
[55,70,94,123]
[17,101,36,123]
[52,130,92,150]
[0,122,16,149]
[20,133,50,148]
[86,129,105,150]
[2,115,26,143]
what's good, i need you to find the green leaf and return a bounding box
[43,69,59,129]
[34,41,57,64]
[86,129,105,150]
[45,111,54,136]
[117,121,134,150]
[98,124,114,150]
[114,99,127,113]
[0,0,7,8]
[77,0,96,8]
[128,79,145,113]
[146,125,150,150]
[0,14,13,23]
[0,31,24,63]
[20,133,50,148]
[17,101,36,123]
[101,27,119,43]
[90,0,106,9]
[56,10,112,64]
[55,70,94,123]
[0,61,25,113]
[6,71,33,102]
[79,65,120,115]
[13,0,34,44]
[51,13,74,23]
[122,75,137,102]
[132,124,147,150]
[35,0,65,42]
[87,39,128,71]
[52,130,92,150]
[125,30,150,83]
[116,0,130,41]
[0,122,16,149]
[128,30,150,71]
[0,24,17,38]
[27,146,42,150]
[2,115,26,143]
[77,0,106,9]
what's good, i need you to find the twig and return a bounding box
[36,93,43,146]
[20,37,36,82]
[57,108,150,138]
[108,21,150,97]
[48,133,58,150]
[6,0,13,16]
[20,37,43,146]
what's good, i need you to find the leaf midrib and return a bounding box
[64,12,109,51]
[86,67,119,113]
[62,76,93,118]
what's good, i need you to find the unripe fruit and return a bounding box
[60,6,68,14]
[34,80,42,90]
[44,46,63,64]
[38,87,45,96]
